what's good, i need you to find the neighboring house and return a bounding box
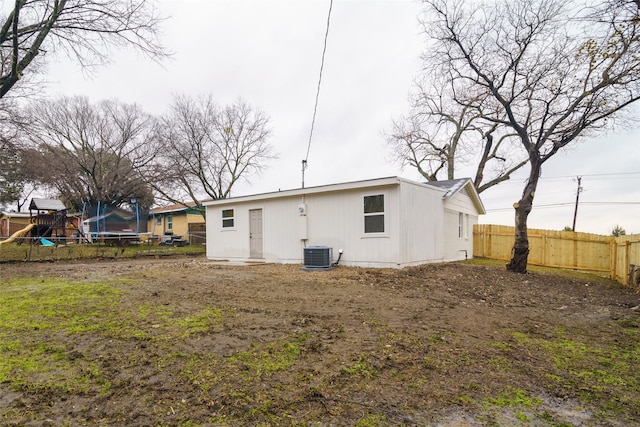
[0,211,32,236]
[149,202,206,243]
[203,176,485,268]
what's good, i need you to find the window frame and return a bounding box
[167,214,173,231]
[363,193,387,236]
[222,208,235,229]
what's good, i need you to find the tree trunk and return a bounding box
[506,158,541,273]
[506,198,532,273]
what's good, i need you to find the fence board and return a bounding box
[474,224,640,285]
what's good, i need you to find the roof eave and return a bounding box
[203,176,403,206]
[438,179,486,215]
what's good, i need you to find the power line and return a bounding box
[304,0,334,165]
[545,172,640,179]
[487,201,640,212]
[579,201,640,205]
[487,171,640,186]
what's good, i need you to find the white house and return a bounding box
[203,176,485,268]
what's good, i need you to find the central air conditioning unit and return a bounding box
[303,246,333,269]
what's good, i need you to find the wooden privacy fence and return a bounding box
[474,224,640,285]
[188,223,206,245]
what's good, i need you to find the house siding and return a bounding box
[398,180,445,266]
[206,185,403,267]
[443,191,477,261]
[204,177,484,268]
[305,186,400,267]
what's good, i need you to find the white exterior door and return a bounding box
[249,209,263,258]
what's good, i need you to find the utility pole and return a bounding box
[572,176,582,232]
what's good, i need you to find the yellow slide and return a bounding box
[0,223,36,245]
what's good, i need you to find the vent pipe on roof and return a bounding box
[302,159,308,188]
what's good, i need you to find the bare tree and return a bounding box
[423,0,640,272]
[387,75,527,193]
[0,98,36,210]
[0,0,166,99]
[150,96,276,216]
[21,96,158,210]
[0,137,23,206]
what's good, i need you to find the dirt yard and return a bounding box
[1,256,639,426]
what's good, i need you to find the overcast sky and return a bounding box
[43,0,640,236]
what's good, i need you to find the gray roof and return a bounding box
[424,178,470,197]
[424,178,486,214]
[29,198,67,211]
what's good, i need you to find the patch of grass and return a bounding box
[0,277,121,335]
[489,341,512,352]
[0,277,138,394]
[457,394,474,405]
[0,241,206,263]
[0,337,107,395]
[484,387,543,409]
[617,316,640,338]
[428,334,448,343]
[180,354,220,392]
[487,356,512,371]
[541,338,638,391]
[355,414,387,426]
[177,307,223,337]
[511,326,640,420]
[422,355,441,370]
[340,356,374,378]
[146,305,176,323]
[228,336,306,375]
[137,303,227,339]
[511,331,530,346]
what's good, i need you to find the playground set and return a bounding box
[0,198,75,246]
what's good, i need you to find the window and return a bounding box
[222,209,235,228]
[364,194,385,233]
[458,212,463,239]
[155,216,161,225]
[167,214,173,230]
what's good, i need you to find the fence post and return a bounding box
[625,240,631,285]
[483,225,489,258]
[610,241,617,281]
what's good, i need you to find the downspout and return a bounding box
[300,194,308,247]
